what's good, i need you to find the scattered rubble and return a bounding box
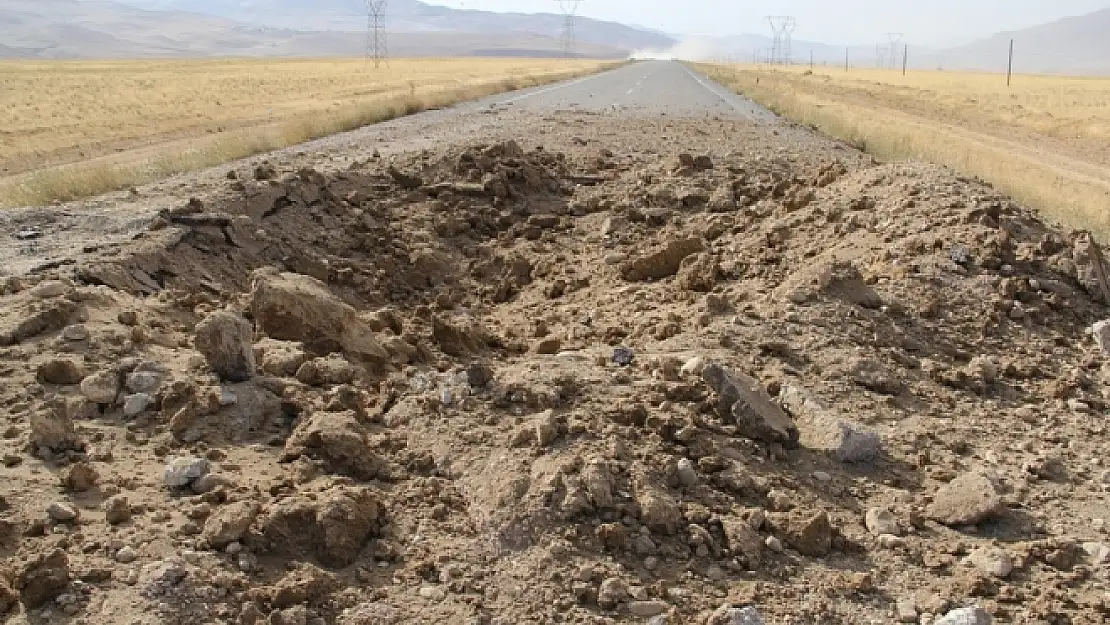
[0,117,1106,624]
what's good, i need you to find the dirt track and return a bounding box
[0,62,1108,625]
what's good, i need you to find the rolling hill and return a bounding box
[0,0,639,58]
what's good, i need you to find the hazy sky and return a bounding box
[433,1,1110,47]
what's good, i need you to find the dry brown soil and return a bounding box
[0,103,1108,625]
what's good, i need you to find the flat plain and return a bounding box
[701,64,1110,237]
[0,57,607,207]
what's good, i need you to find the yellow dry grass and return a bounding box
[699,63,1110,238]
[0,57,611,208]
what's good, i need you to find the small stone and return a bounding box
[125,371,161,394]
[707,605,765,625]
[968,547,1014,578]
[812,471,832,482]
[117,310,139,326]
[114,546,138,563]
[877,534,904,549]
[597,577,629,609]
[613,347,635,367]
[895,599,918,623]
[534,410,559,447]
[417,585,446,601]
[680,356,705,377]
[764,536,784,553]
[47,502,78,522]
[1092,319,1110,356]
[30,280,69,299]
[703,364,799,446]
[865,507,900,536]
[61,462,98,492]
[676,458,698,487]
[104,496,132,524]
[629,600,669,617]
[163,456,210,488]
[193,311,256,383]
[776,510,832,557]
[123,393,151,417]
[1081,542,1110,566]
[533,337,562,355]
[202,501,260,549]
[934,606,992,625]
[465,362,493,388]
[191,473,232,495]
[37,359,84,385]
[62,324,89,341]
[80,370,121,405]
[926,473,1004,526]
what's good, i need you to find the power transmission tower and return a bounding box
[365,0,388,68]
[767,16,797,65]
[886,33,903,71]
[555,1,583,58]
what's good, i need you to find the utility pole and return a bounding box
[1007,39,1014,87]
[810,50,814,70]
[902,44,908,75]
[886,33,903,71]
[767,16,797,66]
[365,0,388,68]
[555,0,583,58]
[845,48,849,71]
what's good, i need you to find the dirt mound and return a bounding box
[0,123,1107,624]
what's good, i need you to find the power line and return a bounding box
[555,1,583,58]
[767,16,797,66]
[366,0,388,68]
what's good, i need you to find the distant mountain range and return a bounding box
[642,9,1110,75]
[0,0,670,59]
[2,0,1107,75]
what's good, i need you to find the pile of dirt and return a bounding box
[0,119,1108,625]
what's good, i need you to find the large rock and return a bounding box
[256,339,308,377]
[781,384,881,462]
[260,485,383,567]
[194,311,255,382]
[36,358,84,385]
[1073,232,1108,301]
[282,411,385,480]
[14,549,69,608]
[296,355,358,387]
[203,501,260,549]
[30,398,83,453]
[249,269,390,367]
[164,456,210,488]
[0,297,77,346]
[771,510,833,557]
[702,364,799,447]
[80,369,122,405]
[621,237,705,282]
[926,473,1005,526]
[721,517,764,568]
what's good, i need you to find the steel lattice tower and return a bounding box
[767,16,797,66]
[366,0,388,67]
[556,0,583,58]
[886,33,904,71]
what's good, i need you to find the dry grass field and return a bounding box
[0,57,609,207]
[700,64,1110,238]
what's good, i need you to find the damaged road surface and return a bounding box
[0,61,1108,625]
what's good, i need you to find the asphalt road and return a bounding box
[490,60,775,121]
